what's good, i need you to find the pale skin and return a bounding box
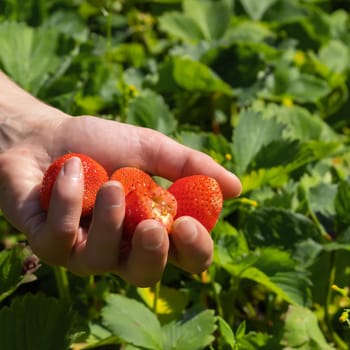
[0,71,242,287]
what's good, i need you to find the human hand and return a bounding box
[0,77,241,286]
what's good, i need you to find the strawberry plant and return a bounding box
[1,0,350,349]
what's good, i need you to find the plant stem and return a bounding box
[101,6,112,50]
[212,281,224,318]
[152,280,161,315]
[325,251,347,349]
[53,266,71,302]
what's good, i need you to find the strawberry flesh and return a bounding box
[123,186,177,239]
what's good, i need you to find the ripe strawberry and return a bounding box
[110,167,157,196]
[40,153,108,217]
[168,175,223,232]
[123,186,177,239]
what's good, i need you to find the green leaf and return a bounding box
[241,166,288,193]
[233,108,284,175]
[0,22,59,94]
[252,139,339,173]
[281,305,335,349]
[236,331,273,350]
[137,285,189,324]
[225,20,276,43]
[240,0,279,21]
[293,239,324,269]
[272,105,338,142]
[319,40,349,74]
[235,321,247,339]
[162,310,216,350]
[240,266,297,304]
[244,207,320,249]
[335,180,350,227]
[172,56,233,95]
[217,316,236,348]
[309,183,337,217]
[43,10,89,42]
[159,12,204,42]
[102,294,163,350]
[183,0,231,41]
[251,139,302,170]
[242,248,311,305]
[0,247,24,301]
[159,0,231,42]
[241,139,340,193]
[0,293,76,350]
[213,221,250,266]
[111,43,146,68]
[286,73,331,103]
[126,90,177,134]
[265,62,331,103]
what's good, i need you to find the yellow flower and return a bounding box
[282,97,294,107]
[129,84,139,97]
[225,153,232,161]
[240,198,258,207]
[293,50,306,66]
[339,310,349,323]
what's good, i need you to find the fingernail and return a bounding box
[63,157,82,179]
[174,217,198,244]
[228,171,242,197]
[100,182,124,208]
[141,223,165,250]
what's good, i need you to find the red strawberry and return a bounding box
[123,186,177,239]
[40,153,108,217]
[110,167,157,196]
[168,175,223,232]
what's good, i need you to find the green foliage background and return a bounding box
[1,0,350,349]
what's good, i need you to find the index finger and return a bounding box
[135,129,242,199]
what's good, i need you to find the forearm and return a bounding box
[0,71,67,151]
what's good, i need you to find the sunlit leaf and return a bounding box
[233,108,284,175]
[126,90,177,134]
[213,221,250,266]
[162,310,216,350]
[319,40,349,74]
[217,316,236,348]
[281,305,335,349]
[241,166,289,193]
[102,294,163,350]
[240,0,279,21]
[0,22,59,94]
[137,285,189,324]
[159,12,204,42]
[172,56,233,95]
[183,0,231,41]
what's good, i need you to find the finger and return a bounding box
[134,129,242,199]
[35,156,84,265]
[68,181,125,274]
[118,220,169,287]
[60,118,241,199]
[169,216,213,274]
